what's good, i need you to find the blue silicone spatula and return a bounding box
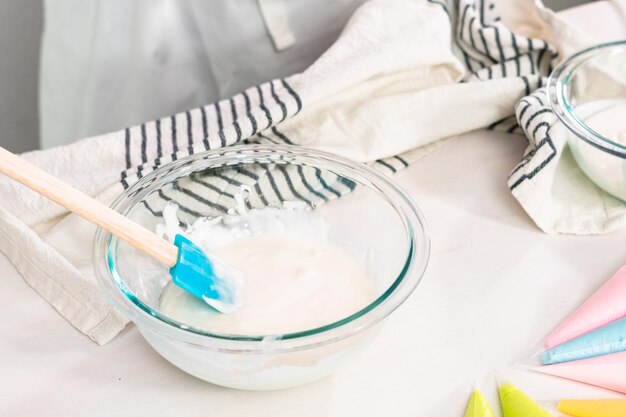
[0,146,238,313]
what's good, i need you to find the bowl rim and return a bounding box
[548,40,626,158]
[93,144,430,353]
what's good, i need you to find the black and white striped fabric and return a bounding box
[508,88,556,192]
[118,0,562,223]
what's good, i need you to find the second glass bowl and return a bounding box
[549,40,626,201]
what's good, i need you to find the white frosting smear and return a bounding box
[157,199,376,335]
[567,100,626,200]
[583,103,626,144]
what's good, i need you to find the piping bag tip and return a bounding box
[464,389,496,417]
[498,382,554,417]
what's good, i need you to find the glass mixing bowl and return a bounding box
[548,41,626,201]
[93,144,429,390]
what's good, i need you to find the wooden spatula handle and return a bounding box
[0,146,178,267]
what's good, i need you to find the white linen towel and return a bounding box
[0,0,604,344]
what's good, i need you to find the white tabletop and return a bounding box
[2,3,626,416]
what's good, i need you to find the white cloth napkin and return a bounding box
[0,0,600,344]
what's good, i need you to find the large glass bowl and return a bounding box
[548,41,626,200]
[93,144,429,390]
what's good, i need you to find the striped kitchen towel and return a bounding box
[0,0,598,344]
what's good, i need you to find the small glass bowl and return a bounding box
[548,41,626,201]
[93,145,429,390]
